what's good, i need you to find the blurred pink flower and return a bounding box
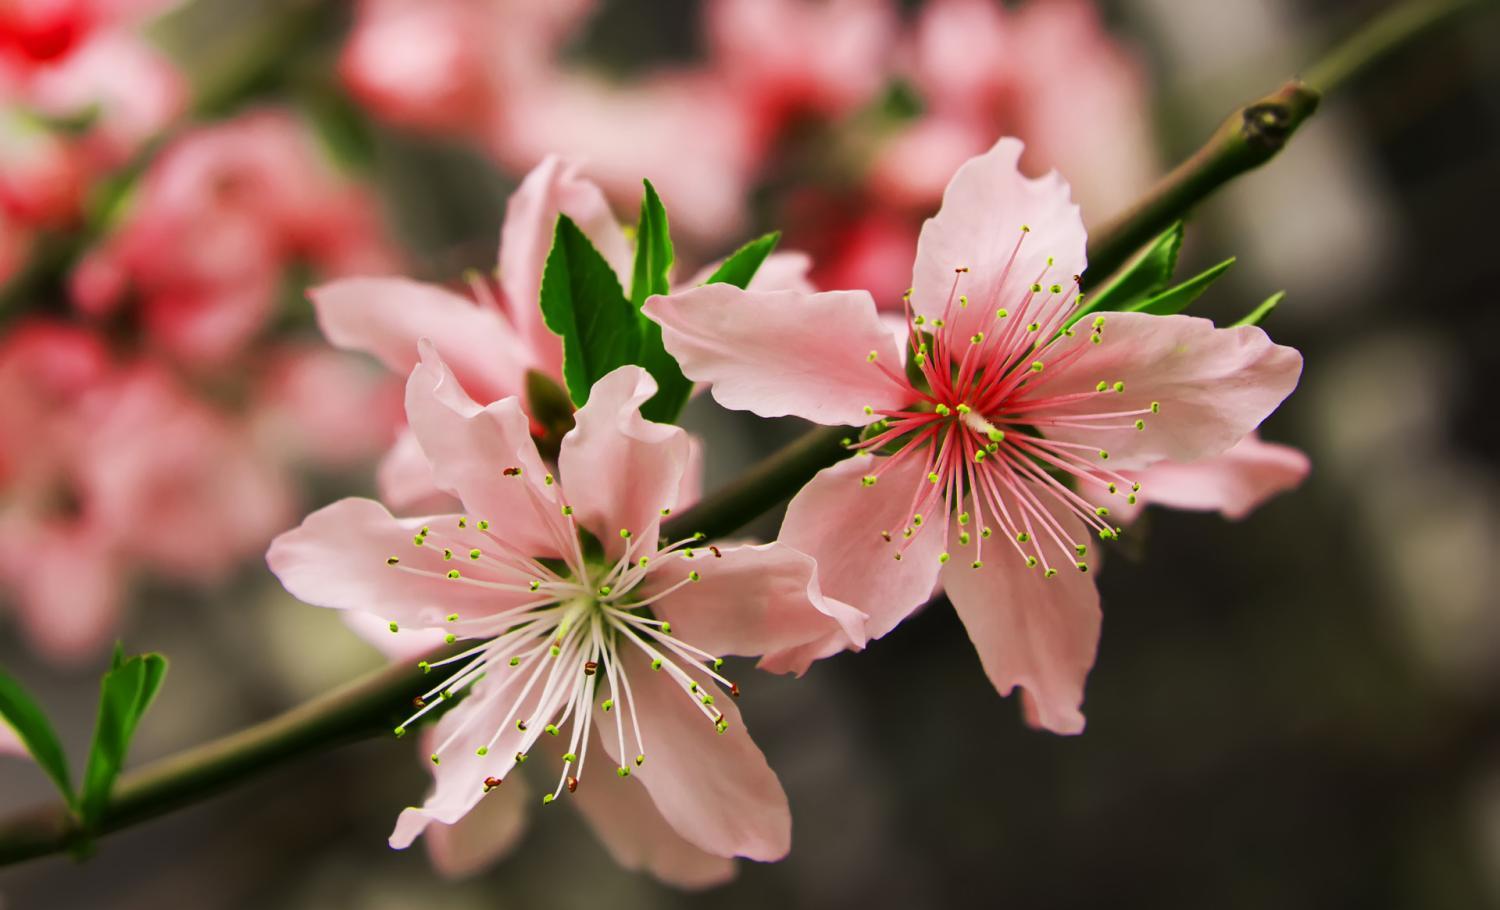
[268,351,864,885]
[646,138,1303,732]
[71,109,396,367]
[249,343,404,472]
[0,321,293,663]
[704,0,896,148]
[0,106,88,228]
[0,0,93,67]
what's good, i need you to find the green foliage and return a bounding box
[630,181,693,422]
[1233,290,1286,327]
[703,232,781,289]
[1072,222,1183,325]
[1128,257,1236,316]
[78,649,168,828]
[538,215,643,408]
[0,666,74,806]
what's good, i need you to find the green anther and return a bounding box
[550,645,561,657]
[1092,316,1106,328]
[997,308,1009,319]
[412,535,425,547]
[981,528,993,539]
[1134,420,1146,431]
[544,473,554,486]
[446,613,459,622]
[1077,562,1089,573]
[956,404,971,414]
[661,507,671,515]
[1047,256,1055,266]
[388,621,399,633]
[690,682,699,692]
[913,514,924,526]
[1132,482,1141,492]
[959,531,970,545]
[914,352,927,366]
[618,766,630,777]
[542,794,554,805]
[458,517,467,528]
[1099,527,1117,541]
[442,548,453,560]
[1030,361,1044,372]
[619,528,632,539]
[1150,401,1161,414]
[635,754,645,766]
[1096,381,1108,392]
[1112,381,1125,393]
[661,621,671,633]
[714,658,724,669]
[1026,556,1038,567]
[562,505,574,516]
[1016,531,1031,543]
[1075,544,1088,557]
[970,333,984,344]
[1044,568,1058,578]
[959,294,968,307]
[477,520,490,530]
[469,548,481,559]
[1028,322,1040,333]
[701,695,714,706]
[933,318,944,327]
[939,552,951,564]
[545,724,559,736]
[603,699,615,712]
[986,443,999,454]
[445,634,457,644]
[516,720,527,731]
[528,580,540,592]
[430,754,440,765]
[1098,450,1110,460]
[987,428,1005,443]
[1021,224,1031,232]
[1091,334,1103,345]
[867,350,878,362]
[683,548,695,558]
[958,512,970,525]
[446,569,460,579]
[509,656,520,667]
[862,475,878,487]
[651,658,663,670]
[688,571,701,581]
[1030,283,1042,293]
[934,404,951,416]
[1095,507,1110,517]
[1050,284,1062,294]
[476,746,488,756]
[1127,494,1138,505]
[597,585,613,596]
[638,557,649,568]
[419,526,430,536]
[418,661,430,673]
[516,752,527,763]
[716,721,729,735]
[1107,483,1117,493]
[863,405,874,416]
[971,560,983,569]
[914,315,926,325]
[386,556,399,566]
[394,726,406,738]
[928,472,940,484]
[441,690,453,700]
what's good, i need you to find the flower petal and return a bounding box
[597,647,790,863]
[571,727,737,889]
[779,454,946,640]
[1027,312,1303,469]
[499,156,632,378]
[648,541,867,677]
[643,285,907,425]
[425,768,532,879]
[266,497,506,627]
[310,276,532,404]
[375,426,454,513]
[1120,433,1310,521]
[940,482,1101,734]
[404,340,563,555]
[910,136,1087,343]
[557,365,691,558]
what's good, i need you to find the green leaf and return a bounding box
[1072,222,1182,325]
[0,665,74,806]
[538,215,643,408]
[1232,290,1286,327]
[1129,257,1236,317]
[703,232,781,289]
[630,180,674,307]
[79,652,168,827]
[628,183,693,422]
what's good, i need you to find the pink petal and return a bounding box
[909,136,1087,344]
[0,718,22,758]
[391,681,541,848]
[642,285,907,425]
[2,521,122,664]
[403,341,563,555]
[1028,312,1304,469]
[596,648,791,863]
[557,366,691,558]
[499,156,632,379]
[648,541,867,677]
[940,483,1101,735]
[310,276,532,405]
[342,612,451,662]
[570,727,736,889]
[1121,434,1310,521]
[425,768,532,879]
[266,497,508,627]
[779,454,946,640]
[376,426,455,513]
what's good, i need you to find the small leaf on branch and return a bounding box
[1128,257,1236,317]
[0,665,75,807]
[703,232,781,289]
[1071,222,1182,325]
[79,651,168,828]
[629,182,693,422]
[538,215,642,407]
[1232,290,1286,327]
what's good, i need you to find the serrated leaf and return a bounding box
[538,215,642,408]
[1129,257,1236,317]
[1072,222,1183,325]
[630,181,673,307]
[0,665,74,806]
[703,232,781,289]
[629,182,693,422]
[79,652,168,827]
[1232,290,1286,327]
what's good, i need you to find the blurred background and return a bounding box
[1,0,1498,907]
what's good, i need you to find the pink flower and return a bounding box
[645,138,1303,732]
[268,348,864,884]
[312,155,811,511]
[0,106,88,228]
[249,343,404,472]
[71,108,396,367]
[704,0,896,148]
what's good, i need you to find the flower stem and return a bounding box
[0,0,1487,870]
[1083,0,1488,286]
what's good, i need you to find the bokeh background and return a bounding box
[2,0,1499,907]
